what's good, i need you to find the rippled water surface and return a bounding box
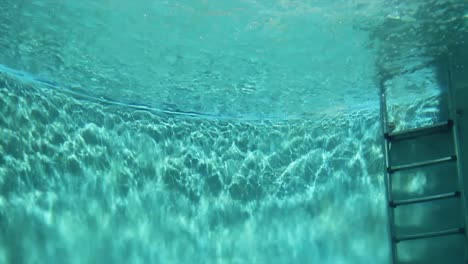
[1,0,465,117]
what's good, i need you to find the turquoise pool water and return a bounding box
[0,1,467,263]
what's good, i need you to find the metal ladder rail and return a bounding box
[380,80,397,264]
[447,65,468,261]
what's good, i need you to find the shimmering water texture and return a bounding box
[1,1,465,118]
[0,74,392,263]
[0,0,465,262]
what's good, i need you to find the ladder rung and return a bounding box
[388,155,457,173]
[385,120,453,141]
[390,192,460,207]
[395,228,465,243]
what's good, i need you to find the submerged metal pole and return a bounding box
[447,63,468,262]
[379,79,397,264]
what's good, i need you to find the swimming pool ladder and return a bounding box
[379,71,467,263]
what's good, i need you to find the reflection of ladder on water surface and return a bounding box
[379,69,468,263]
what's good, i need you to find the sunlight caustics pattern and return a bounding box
[0,0,466,263]
[1,73,388,263]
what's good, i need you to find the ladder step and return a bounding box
[388,155,457,173]
[390,192,460,207]
[385,120,453,141]
[395,228,465,243]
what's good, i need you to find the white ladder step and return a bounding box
[385,120,453,141]
[388,155,457,173]
[390,192,460,208]
[394,228,465,243]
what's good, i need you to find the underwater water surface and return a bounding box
[2,0,463,117]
